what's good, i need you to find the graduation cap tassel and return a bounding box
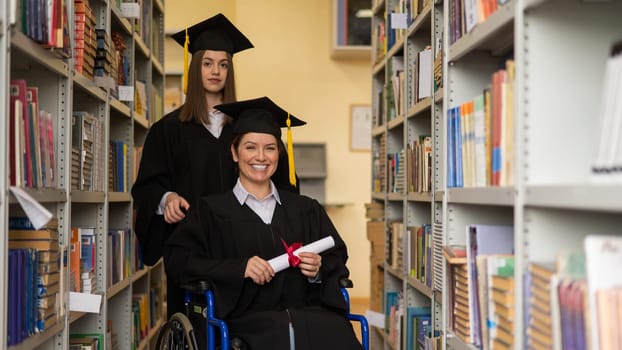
[286,113,296,187]
[183,27,190,94]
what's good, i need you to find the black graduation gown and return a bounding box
[131,108,299,317]
[164,190,363,350]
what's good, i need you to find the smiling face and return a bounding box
[200,50,229,93]
[232,133,279,190]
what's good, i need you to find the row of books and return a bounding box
[134,80,164,124]
[19,0,71,57]
[7,217,62,347]
[9,79,57,189]
[109,140,130,192]
[74,0,97,79]
[75,0,135,102]
[372,20,386,66]
[106,228,133,288]
[131,289,162,348]
[70,226,97,293]
[386,47,433,122]
[371,0,420,66]
[9,82,136,194]
[449,0,510,45]
[94,28,119,81]
[71,111,106,191]
[72,226,144,293]
[387,149,406,193]
[384,290,437,350]
[388,56,406,119]
[524,236,622,350]
[387,222,435,288]
[407,135,432,193]
[445,227,622,350]
[372,134,387,192]
[444,224,514,348]
[447,59,515,188]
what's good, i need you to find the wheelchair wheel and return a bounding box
[155,312,200,350]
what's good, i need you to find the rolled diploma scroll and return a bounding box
[268,236,335,273]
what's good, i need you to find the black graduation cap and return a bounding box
[215,97,306,137]
[170,13,254,55]
[215,97,306,186]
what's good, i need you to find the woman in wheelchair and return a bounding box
[164,97,363,349]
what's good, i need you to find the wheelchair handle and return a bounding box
[180,280,213,294]
[339,277,354,288]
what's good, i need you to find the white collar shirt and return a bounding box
[233,179,281,224]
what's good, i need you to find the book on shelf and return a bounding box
[406,306,431,350]
[484,255,514,350]
[466,224,514,348]
[592,41,622,181]
[408,224,433,286]
[417,47,432,102]
[525,261,557,350]
[443,244,467,264]
[9,79,25,187]
[585,235,622,350]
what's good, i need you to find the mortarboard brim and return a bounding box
[215,97,306,139]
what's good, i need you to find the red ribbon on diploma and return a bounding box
[281,238,302,267]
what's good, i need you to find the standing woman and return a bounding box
[131,14,297,318]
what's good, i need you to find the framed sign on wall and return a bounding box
[350,104,372,151]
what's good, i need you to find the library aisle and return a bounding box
[2,1,166,349]
[368,0,622,349]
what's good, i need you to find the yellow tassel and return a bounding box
[286,113,296,187]
[183,28,189,94]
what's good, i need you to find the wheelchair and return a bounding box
[155,278,369,350]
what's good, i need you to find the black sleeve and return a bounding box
[131,120,174,265]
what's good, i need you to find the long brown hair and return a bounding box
[178,50,237,123]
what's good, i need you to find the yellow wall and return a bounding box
[165,1,372,298]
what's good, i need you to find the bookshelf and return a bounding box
[369,0,442,348]
[2,1,165,349]
[372,0,622,349]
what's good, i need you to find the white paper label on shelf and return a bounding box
[390,13,408,29]
[120,3,140,18]
[69,292,103,313]
[9,186,53,229]
[118,85,134,101]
